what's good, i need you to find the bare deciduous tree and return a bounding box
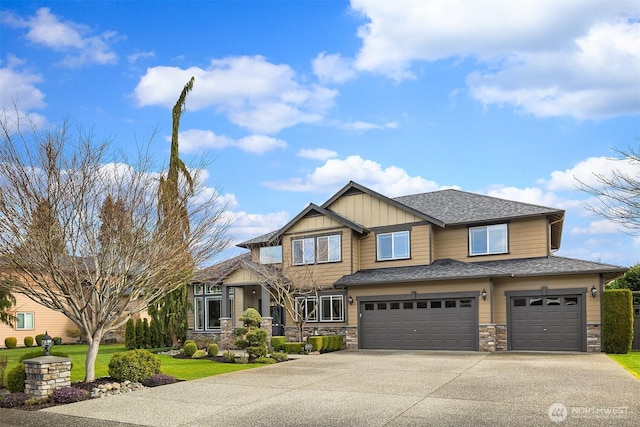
[0,112,229,381]
[578,143,640,235]
[244,257,326,342]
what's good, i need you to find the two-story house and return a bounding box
[188,181,626,352]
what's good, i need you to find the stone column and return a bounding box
[220,317,234,349]
[23,356,71,397]
[260,316,273,346]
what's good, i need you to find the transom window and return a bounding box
[376,231,410,261]
[469,224,508,256]
[16,312,34,330]
[292,234,341,265]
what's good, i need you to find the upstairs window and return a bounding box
[469,224,508,256]
[317,235,341,263]
[377,231,410,261]
[292,234,341,265]
[260,246,282,264]
[292,238,315,265]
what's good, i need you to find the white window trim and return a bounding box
[295,296,318,322]
[376,231,410,261]
[194,298,205,331]
[469,224,508,256]
[320,295,344,322]
[292,238,315,265]
[259,245,283,264]
[16,312,34,330]
[316,235,341,263]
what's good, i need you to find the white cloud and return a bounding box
[341,120,398,131]
[539,155,640,191]
[0,56,46,128]
[572,219,623,235]
[312,52,357,83]
[484,185,562,208]
[350,0,638,119]
[127,51,155,63]
[297,148,338,161]
[177,129,286,155]
[133,56,339,134]
[2,7,119,67]
[236,135,287,154]
[263,155,446,196]
[226,210,290,244]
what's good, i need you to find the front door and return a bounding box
[271,304,285,337]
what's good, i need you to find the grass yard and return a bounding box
[1,344,257,383]
[608,351,640,379]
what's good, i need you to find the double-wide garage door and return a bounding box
[360,297,477,350]
[509,294,584,351]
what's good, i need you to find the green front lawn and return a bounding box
[609,351,640,379]
[1,344,257,383]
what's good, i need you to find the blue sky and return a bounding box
[1,1,639,267]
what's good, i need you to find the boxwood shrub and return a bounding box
[183,342,197,357]
[281,342,305,354]
[270,336,286,352]
[35,334,44,346]
[308,336,322,352]
[23,336,34,347]
[603,289,633,354]
[4,337,17,349]
[6,363,26,393]
[207,343,219,357]
[108,349,161,382]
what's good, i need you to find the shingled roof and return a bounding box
[394,189,563,225]
[334,256,626,287]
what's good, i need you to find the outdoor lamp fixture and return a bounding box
[591,285,598,298]
[42,331,53,356]
[481,289,488,301]
[348,295,354,305]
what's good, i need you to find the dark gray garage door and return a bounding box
[360,298,477,350]
[509,295,584,351]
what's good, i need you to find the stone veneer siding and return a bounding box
[23,356,71,397]
[587,323,601,352]
[479,324,507,352]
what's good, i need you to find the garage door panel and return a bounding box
[510,295,584,351]
[361,298,477,350]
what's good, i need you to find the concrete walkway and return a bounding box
[4,350,640,426]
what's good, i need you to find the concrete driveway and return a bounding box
[11,351,640,426]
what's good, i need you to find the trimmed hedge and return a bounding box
[308,336,322,352]
[23,336,34,347]
[207,343,219,357]
[183,342,197,357]
[281,342,305,354]
[271,336,286,352]
[603,289,634,354]
[4,337,17,349]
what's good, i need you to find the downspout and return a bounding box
[599,273,604,352]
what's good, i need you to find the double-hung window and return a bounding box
[469,224,508,256]
[292,234,341,265]
[16,312,34,330]
[376,231,410,261]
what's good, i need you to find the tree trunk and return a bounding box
[84,332,103,382]
[298,324,304,342]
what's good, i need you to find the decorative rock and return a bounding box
[88,381,145,398]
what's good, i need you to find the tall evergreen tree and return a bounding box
[0,285,15,326]
[151,77,196,347]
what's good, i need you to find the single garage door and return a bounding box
[360,297,477,350]
[509,295,584,351]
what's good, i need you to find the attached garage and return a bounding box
[507,289,586,352]
[359,293,478,351]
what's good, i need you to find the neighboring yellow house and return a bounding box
[188,181,626,352]
[0,292,77,348]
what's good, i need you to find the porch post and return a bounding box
[260,285,273,344]
[221,284,229,318]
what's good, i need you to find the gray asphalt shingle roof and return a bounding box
[394,189,563,225]
[334,256,626,287]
